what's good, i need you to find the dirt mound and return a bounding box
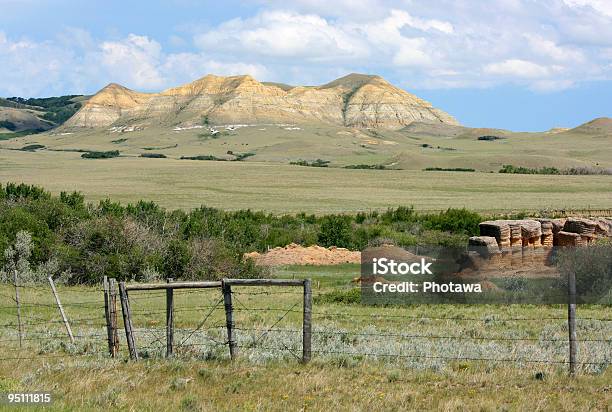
[244,243,361,266]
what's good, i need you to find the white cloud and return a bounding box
[564,0,612,17]
[484,59,553,78]
[2,1,612,96]
[195,11,369,60]
[161,53,270,84]
[98,34,165,89]
[525,34,584,63]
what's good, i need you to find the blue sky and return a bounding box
[1,0,611,131]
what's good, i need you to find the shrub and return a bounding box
[180,155,223,161]
[424,167,475,172]
[0,183,481,285]
[499,164,560,175]
[315,288,360,304]
[140,153,167,158]
[81,150,120,159]
[290,159,330,167]
[478,135,504,141]
[344,164,386,170]
[234,152,256,161]
[19,144,45,152]
[421,208,482,235]
[318,215,352,248]
[0,120,17,131]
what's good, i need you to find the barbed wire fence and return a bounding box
[1,275,610,376]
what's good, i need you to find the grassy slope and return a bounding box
[0,265,610,411]
[4,123,611,170]
[0,150,610,213]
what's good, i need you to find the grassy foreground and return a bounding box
[1,150,611,213]
[0,264,610,411]
[0,356,610,411]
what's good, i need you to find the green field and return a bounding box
[0,150,610,213]
[0,265,610,410]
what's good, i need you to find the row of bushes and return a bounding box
[499,164,612,175]
[424,167,475,172]
[0,183,482,285]
[81,150,120,159]
[290,159,330,167]
[344,164,386,170]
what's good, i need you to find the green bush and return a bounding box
[424,167,475,172]
[318,215,352,248]
[0,120,17,131]
[344,164,386,170]
[499,164,560,175]
[0,184,483,285]
[180,155,223,161]
[19,144,45,152]
[315,288,360,304]
[420,208,481,235]
[140,153,167,158]
[81,150,120,159]
[290,159,330,167]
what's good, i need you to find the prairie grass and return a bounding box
[0,264,610,410]
[0,150,610,213]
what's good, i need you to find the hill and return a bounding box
[0,95,86,136]
[568,117,612,136]
[64,73,459,130]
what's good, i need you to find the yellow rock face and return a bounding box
[64,83,153,128]
[66,73,459,129]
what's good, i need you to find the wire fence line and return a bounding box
[0,278,610,374]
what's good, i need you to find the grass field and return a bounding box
[1,265,610,410]
[1,150,611,213]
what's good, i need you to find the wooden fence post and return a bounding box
[303,279,312,363]
[48,276,75,344]
[166,278,174,358]
[103,276,113,355]
[119,281,138,360]
[568,270,577,376]
[222,279,237,360]
[13,269,23,348]
[109,279,119,357]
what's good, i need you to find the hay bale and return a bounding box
[520,220,542,239]
[506,221,523,247]
[479,221,510,240]
[541,233,554,247]
[536,218,553,235]
[551,218,566,234]
[592,218,612,236]
[563,217,597,236]
[555,231,584,247]
[468,236,500,255]
[530,235,542,248]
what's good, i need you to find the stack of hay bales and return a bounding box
[479,221,511,250]
[467,215,611,270]
[536,219,554,247]
[520,220,542,248]
[508,221,523,248]
[517,220,542,264]
[508,221,523,267]
[593,218,612,237]
[551,218,566,233]
[468,236,501,254]
[562,217,597,245]
[467,236,502,269]
[555,231,585,247]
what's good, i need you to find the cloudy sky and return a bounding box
[1,0,611,130]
